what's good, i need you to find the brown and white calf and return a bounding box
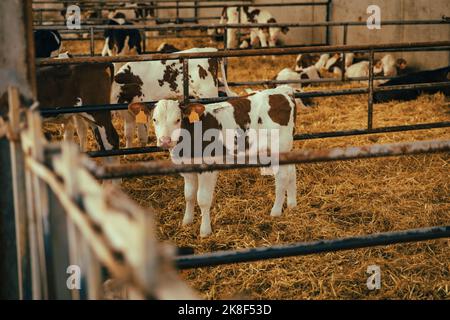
[111,47,235,148]
[128,85,297,236]
[37,63,119,155]
[220,6,289,48]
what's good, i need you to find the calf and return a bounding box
[156,42,181,53]
[345,60,384,80]
[380,54,407,79]
[111,47,235,148]
[374,66,450,103]
[37,63,119,155]
[101,14,142,58]
[34,30,62,58]
[129,85,297,236]
[220,6,289,48]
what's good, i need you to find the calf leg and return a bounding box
[227,28,237,49]
[197,172,218,237]
[74,116,88,152]
[286,165,297,209]
[124,117,136,148]
[63,118,75,142]
[258,29,268,48]
[181,173,198,226]
[136,123,149,147]
[270,165,290,217]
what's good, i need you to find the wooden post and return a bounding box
[0,0,36,299]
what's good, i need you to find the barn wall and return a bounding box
[194,0,449,69]
[328,0,450,69]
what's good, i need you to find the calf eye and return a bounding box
[175,119,181,123]
[152,119,157,123]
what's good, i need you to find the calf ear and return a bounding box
[182,103,205,118]
[281,27,290,34]
[128,102,146,115]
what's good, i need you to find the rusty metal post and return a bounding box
[182,58,190,104]
[368,49,375,130]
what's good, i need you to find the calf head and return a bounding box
[128,99,192,149]
[396,58,407,70]
[295,53,319,72]
[267,18,289,47]
[374,59,383,75]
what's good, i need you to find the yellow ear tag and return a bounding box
[188,110,200,123]
[136,110,147,124]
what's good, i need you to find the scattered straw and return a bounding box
[44,33,450,300]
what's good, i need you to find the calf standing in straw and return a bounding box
[126,86,297,237]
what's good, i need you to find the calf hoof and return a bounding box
[270,208,282,217]
[287,200,297,209]
[182,215,194,226]
[200,225,212,238]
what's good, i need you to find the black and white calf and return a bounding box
[156,42,181,53]
[110,47,235,148]
[34,30,62,58]
[374,66,450,103]
[101,14,142,57]
[220,6,289,48]
[128,85,297,236]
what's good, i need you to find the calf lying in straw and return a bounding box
[127,86,297,237]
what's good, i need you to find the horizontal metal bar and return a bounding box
[85,122,450,158]
[296,122,450,140]
[38,81,450,116]
[175,225,450,269]
[36,41,450,66]
[33,2,328,11]
[89,139,450,179]
[87,146,163,157]
[33,19,449,31]
[33,0,250,3]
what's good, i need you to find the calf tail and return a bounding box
[219,58,237,97]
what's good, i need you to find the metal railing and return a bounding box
[36,41,450,158]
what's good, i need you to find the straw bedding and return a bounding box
[47,34,449,299]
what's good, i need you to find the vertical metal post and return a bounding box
[237,6,241,47]
[341,24,348,81]
[368,49,375,130]
[223,25,228,79]
[143,30,147,54]
[325,0,332,46]
[26,111,50,300]
[194,1,199,24]
[182,58,190,104]
[7,87,32,300]
[89,27,95,56]
[175,0,180,37]
[0,0,36,300]
[61,142,83,300]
